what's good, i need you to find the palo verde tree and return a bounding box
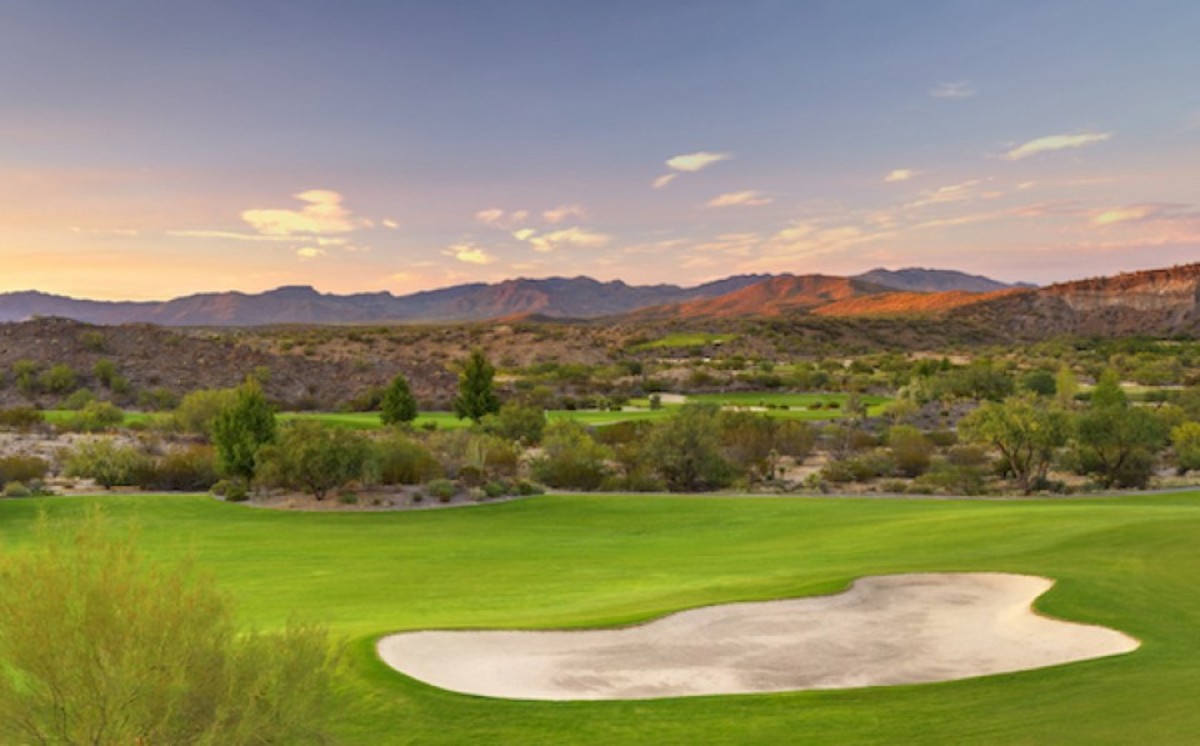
[1073,369,1168,488]
[380,372,419,425]
[453,349,500,423]
[960,393,1070,494]
[211,378,276,481]
[0,510,339,745]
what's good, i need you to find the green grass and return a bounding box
[2,491,1199,744]
[633,332,738,349]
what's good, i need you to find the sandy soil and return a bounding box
[376,573,1138,701]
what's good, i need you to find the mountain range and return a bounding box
[0,268,1025,327]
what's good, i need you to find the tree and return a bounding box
[1074,373,1168,488]
[173,387,238,435]
[646,405,734,492]
[453,349,500,423]
[1172,422,1200,473]
[481,401,547,445]
[1055,365,1079,408]
[887,425,934,477]
[63,438,149,489]
[531,420,612,490]
[960,394,1070,494]
[0,511,338,744]
[255,420,372,499]
[380,372,419,425]
[211,378,276,480]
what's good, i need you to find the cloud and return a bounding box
[443,241,495,265]
[1092,203,1196,226]
[241,189,358,236]
[168,229,348,245]
[904,179,983,209]
[543,204,587,224]
[519,226,612,253]
[653,151,731,188]
[475,208,506,226]
[929,81,976,99]
[706,190,773,208]
[475,207,530,229]
[652,173,678,189]
[1005,132,1113,161]
[511,228,537,241]
[382,219,400,229]
[885,169,916,183]
[295,247,326,259]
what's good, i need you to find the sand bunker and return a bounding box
[376,573,1138,700]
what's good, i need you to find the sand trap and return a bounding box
[377,573,1138,700]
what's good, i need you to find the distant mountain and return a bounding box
[630,275,894,320]
[853,267,1031,293]
[0,275,772,326]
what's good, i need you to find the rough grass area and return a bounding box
[632,332,739,349]
[1,492,1198,743]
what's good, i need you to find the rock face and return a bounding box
[955,263,1200,337]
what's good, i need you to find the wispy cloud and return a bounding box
[706,190,773,208]
[1005,132,1113,161]
[381,219,400,229]
[929,81,976,99]
[443,241,494,265]
[652,151,731,188]
[884,169,916,183]
[518,226,612,253]
[475,208,529,229]
[295,247,326,259]
[904,179,984,209]
[1092,203,1196,226]
[241,189,359,236]
[543,204,587,224]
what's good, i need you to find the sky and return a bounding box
[2,0,1198,300]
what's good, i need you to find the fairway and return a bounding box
[2,492,1198,744]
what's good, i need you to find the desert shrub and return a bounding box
[887,425,933,477]
[426,478,457,502]
[0,406,44,431]
[515,479,544,496]
[821,450,895,484]
[0,512,340,744]
[66,401,125,433]
[64,438,149,489]
[0,455,49,487]
[93,359,117,387]
[646,405,734,492]
[483,480,508,498]
[211,479,248,502]
[135,446,219,491]
[60,388,95,410]
[531,420,613,490]
[480,402,547,445]
[1173,421,1200,473]
[2,481,32,498]
[38,364,77,395]
[11,360,38,397]
[376,433,442,485]
[254,421,372,500]
[137,386,180,411]
[172,387,237,435]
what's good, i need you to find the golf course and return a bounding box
[2,490,1197,743]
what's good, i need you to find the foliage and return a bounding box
[959,394,1070,493]
[1020,369,1057,397]
[453,349,500,423]
[0,455,49,487]
[380,372,419,425]
[63,438,149,489]
[1172,422,1200,473]
[255,420,372,499]
[135,446,219,492]
[37,363,77,395]
[0,511,339,745]
[211,379,276,480]
[531,420,613,490]
[173,387,237,436]
[887,425,933,477]
[66,400,125,433]
[646,405,734,492]
[481,401,547,445]
[0,406,44,431]
[1073,374,1168,488]
[375,432,442,485]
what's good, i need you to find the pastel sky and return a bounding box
[2,0,1198,300]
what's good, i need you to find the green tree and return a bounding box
[1172,421,1200,473]
[960,394,1070,494]
[1074,373,1168,488]
[173,387,238,435]
[647,405,734,492]
[0,511,338,744]
[453,349,500,423]
[380,372,419,425]
[481,401,547,445]
[256,421,372,499]
[531,420,612,490]
[63,438,149,489]
[1055,365,1079,408]
[211,378,276,480]
[38,363,77,395]
[887,425,934,477]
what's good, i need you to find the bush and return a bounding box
[2,482,32,498]
[887,425,933,477]
[211,478,248,502]
[38,364,77,395]
[646,405,734,492]
[66,401,125,433]
[212,379,276,480]
[531,420,612,490]
[0,406,44,431]
[60,388,95,410]
[0,512,340,744]
[426,478,457,502]
[0,454,49,487]
[480,402,547,445]
[64,438,149,489]
[134,446,218,492]
[254,421,372,500]
[375,433,441,485]
[173,388,237,435]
